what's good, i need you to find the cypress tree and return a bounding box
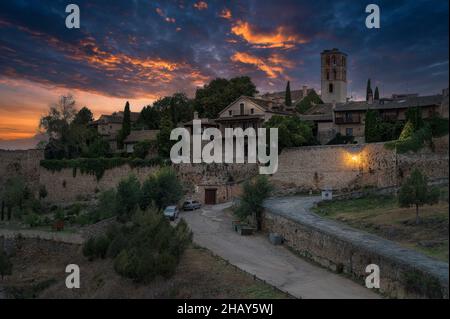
[374,87,380,100]
[366,79,372,101]
[117,101,131,149]
[285,81,292,106]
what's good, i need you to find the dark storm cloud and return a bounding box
[0,0,448,99]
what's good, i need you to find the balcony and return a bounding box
[335,115,361,124]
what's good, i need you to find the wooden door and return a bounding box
[205,189,217,205]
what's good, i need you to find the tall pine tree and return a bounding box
[366,79,372,101]
[285,81,292,106]
[374,87,380,100]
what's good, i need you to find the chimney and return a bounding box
[302,85,308,97]
[193,111,199,119]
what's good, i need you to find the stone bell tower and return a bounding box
[320,48,347,103]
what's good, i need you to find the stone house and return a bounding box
[214,95,293,134]
[90,111,140,151]
[301,91,448,144]
[123,130,159,156]
[260,85,314,111]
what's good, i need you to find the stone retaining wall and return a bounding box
[263,197,449,299]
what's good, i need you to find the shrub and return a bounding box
[116,175,141,222]
[234,176,272,230]
[82,236,110,260]
[140,167,183,210]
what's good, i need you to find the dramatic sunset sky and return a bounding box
[0,0,448,143]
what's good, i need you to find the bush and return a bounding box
[116,175,141,222]
[140,167,183,210]
[234,176,272,230]
[82,236,110,260]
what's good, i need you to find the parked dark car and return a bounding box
[163,205,179,221]
[182,200,201,211]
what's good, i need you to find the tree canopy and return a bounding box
[264,115,316,149]
[296,90,323,114]
[399,169,439,224]
[194,76,258,119]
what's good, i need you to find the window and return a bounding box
[333,69,337,80]
[345,112,353,122]
[229,110,232,116]
[326,71,330,80]
[346,128,353,136]
[332,55,336,66]
[240,103,244,115]
[329,83,334,93]
[250,108,254,114]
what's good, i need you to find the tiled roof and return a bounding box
[261,88,314,103]
[300,103,333,122]
[334,94,443,112]
[124,130,159,143]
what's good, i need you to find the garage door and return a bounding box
[205,189,217,205]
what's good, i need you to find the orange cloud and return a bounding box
[193,1,208,10]
[231,20,308,49]
[219,8,232,20]
[231,52,282,78]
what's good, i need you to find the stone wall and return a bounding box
[39,162,258,204]
[39,165,161,203]
[270,136,449,194]
[0,149,44,195]
[262,208,449,299]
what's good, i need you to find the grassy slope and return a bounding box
[1,240,290,299]
[313,186,449,262]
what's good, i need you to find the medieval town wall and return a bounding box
[1,135,448,203]
[270,136,449,194]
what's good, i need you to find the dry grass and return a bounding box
[1,239,290,299]
[313,186,449,262]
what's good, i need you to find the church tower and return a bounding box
[320,48,347,103]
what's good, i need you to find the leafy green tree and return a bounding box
[194,76,258,118]
[136,105,161,130]
[72,107,94,126]
[3,176,27,221]
[140,167,183,210]
[399,169,440,224]
[153,93,194,126]
[285,81,292,106]
[296,90,323,114]
[264,116,315,150]
[374,87,380,100]
[133,140,154,159]
[0,250,12,279]
[157,114,174,158]
[116,175,141,222]
[235,176,272,230]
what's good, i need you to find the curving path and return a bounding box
[182,201,380,299]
